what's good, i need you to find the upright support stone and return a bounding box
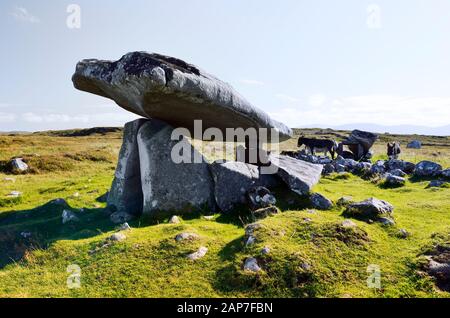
[137,120,215,217]
[107,118,148,216]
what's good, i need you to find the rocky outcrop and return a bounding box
[72,52,292,141]
[407,140,422,149]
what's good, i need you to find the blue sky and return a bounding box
[1,0,450,132]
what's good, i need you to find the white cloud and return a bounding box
[10,6,40,24]
[239,79,265,86]
[308,94,327,107]
[276,94,301,103]
[269,95,450,128]
[0,113,16,123]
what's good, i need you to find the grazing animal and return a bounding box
[297,137,338,159]
[387,142,401,160]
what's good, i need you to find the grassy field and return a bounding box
[0,128,449,298]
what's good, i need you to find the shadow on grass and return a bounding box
[0,200,117,269]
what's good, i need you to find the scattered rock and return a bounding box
[335,164,346,173]
[385,159,415,174]
[62,210,79,224]
[407,140,422,149]
[3,177,16,183]
[50,198,69,207]
[187,246,208,260]
[203,215,215,221]
[322,163,335,175]
[10,158,29,173]
[175,232,200,242]
[441,169,450,179]
[398,229,410,238]
[169,215,181,224]
[341,219,357,228]
[261,246,271,255]
[345,197,394,219]
[243,257,262,272]
[370,160,386,175]
[252,206,280,220]
[109,232,127,242]
[210,161,279,212]
[389,169,407,177]
[118,223,131,231]
[384,174,406,187]
[378,217,395,226]
[72,192,80,198]
[110,211,134,224]
[414,161,442,177]
[310,193,333,210]
[356,162,372,173]
[6,191,21,198]
[427,180,446,188]
[245,236,256,246]
[269,154,323,195]
[247,186,276,210]
[336,196,354,207]
[245,223,263,237]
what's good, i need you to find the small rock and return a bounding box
[322,163,335,175]
[245,223,263,236]
[169,215,181,224]
[442,169,450,179]
[303,217,312,223]
[187,246,208,260]
[370,160,386,175]
[252,206,279,219]
[310,193,333,210]
[378,217,395,226]
[243,257,262,272]
[427,180,446,188]
[109,232,127,242]
[345,197,394,219]
[407,140,421,149]
[336,196,354,207]
[50,198,69,207]
[341,219,357,228]
[245,236,256,246]
[247,186,276,209]
[356,162,372,172]
[10,158,29,173]
[335,164,346,173]
[203,215,215,220]
[398,229,410,238]
[3,177,16,183]
[72,192,80,198]
[385,174,406,187]
[261,246,270,255]
[175,232,199,242]
[6,191,21,198]
[389,169,407,177]
[110,211,134,224]
[414,161,442,177]
[62,209,79,224]
[118,223,131,231]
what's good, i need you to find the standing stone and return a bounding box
[137,120,215,217]
[209,161,279,212]
[268,154,323,195]
[107,118,148,216]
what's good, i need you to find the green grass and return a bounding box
[0,129,449,298]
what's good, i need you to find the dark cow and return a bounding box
[387,142,401,160]
[297,137,338,159]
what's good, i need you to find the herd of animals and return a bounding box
[296,132,402,161]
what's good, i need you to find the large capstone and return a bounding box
[107,118,147,216]
[137,119,215,217]
[268,154,323,195]
[209,161,280,212]
[72,52,292,141]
